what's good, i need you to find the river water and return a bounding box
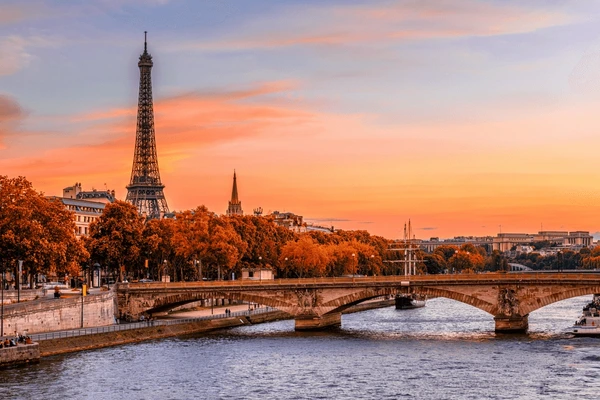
[1,296,599,399]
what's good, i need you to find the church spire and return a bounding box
[231,170,239,203]
[226,170,243,216]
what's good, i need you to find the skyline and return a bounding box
[2,1,600,239]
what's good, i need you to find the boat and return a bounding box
[572,294,600,336]
[395,294,426,310]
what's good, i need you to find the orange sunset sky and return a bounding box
[2,1,600,240]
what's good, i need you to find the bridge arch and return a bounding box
[139,291,291,317]
[520,285,600,315]
[321,287,395,315]
[414,287,496,315]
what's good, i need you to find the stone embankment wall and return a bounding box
[37,299,394,357]
[2,292,115,335]
[39,317,252,357]
[0,343,40,368]
[1,289,45,304]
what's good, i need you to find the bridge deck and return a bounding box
[119,272,600,291]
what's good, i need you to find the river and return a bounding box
[1,296,599,399]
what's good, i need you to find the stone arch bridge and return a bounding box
[116,273,600,332]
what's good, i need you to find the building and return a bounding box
[420,236,494,254]
[270,211,306,233]
[240,268,274,280]
[492,233,534,252]
[50,183,115,238]
[226,171,243,216]
[492,231,593,252]
[306,224,335,234]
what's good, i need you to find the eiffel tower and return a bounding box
[125,32,170,219]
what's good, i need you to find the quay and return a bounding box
[0,342,40,368]
[1,298,393,359]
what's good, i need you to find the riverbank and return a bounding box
[0,343,40,368]
[38,299,393,357]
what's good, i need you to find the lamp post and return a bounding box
[352,253,356,277]
[17,260,23,303]
[370,254,375,276]
[1,265,4,337]
[93,263,100,288]
[163,260,167,282]
[258,256,262,282]
[81,283,85,328]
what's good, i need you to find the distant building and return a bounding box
[306,224,335,234]
[420,236,494,254]
[49,183,116,238]
[241,267,274,280]
[270,211,306,233]
[492,233,534,253]
[492,231,592,252]
[226,171,243,216]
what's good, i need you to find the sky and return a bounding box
[2,0,600,240]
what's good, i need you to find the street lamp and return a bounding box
[352,253,356,277]
[1,265,4,337]
[17,260,23,303]
[258,256,262,281]
[93,263,100,288]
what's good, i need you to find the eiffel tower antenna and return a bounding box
[125,32,170,219]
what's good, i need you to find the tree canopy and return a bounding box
[0,176,87,286]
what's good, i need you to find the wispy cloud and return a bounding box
[167,1,577,53]
[0,94,26,149]
[0,35,65,76]
[0,80,314,187]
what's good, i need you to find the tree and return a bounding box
[486,250,508,272]
[279,236,329,278]
[0,175,87,287]
[139,217,177,281]
[171,207,211,281]
[204,218,246,280]
[86,200,144,282]
[423,252,446,274]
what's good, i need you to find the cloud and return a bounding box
[168,1,577,53]
[0,35,63,76]
[0,80,315,189]
[0,94,26,148]
[419,227,438,231]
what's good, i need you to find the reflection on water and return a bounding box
[1,296,599,400]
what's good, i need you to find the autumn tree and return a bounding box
[448,245,485,273]
[0,175,87,287]
[139,217,177,281]
[85,200,144,282]
[170,207,212,281]
[279,236,329,278]
[204,217,247,280]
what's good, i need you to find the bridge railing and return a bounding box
[28,307,274,342]
[119,272,600,290]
